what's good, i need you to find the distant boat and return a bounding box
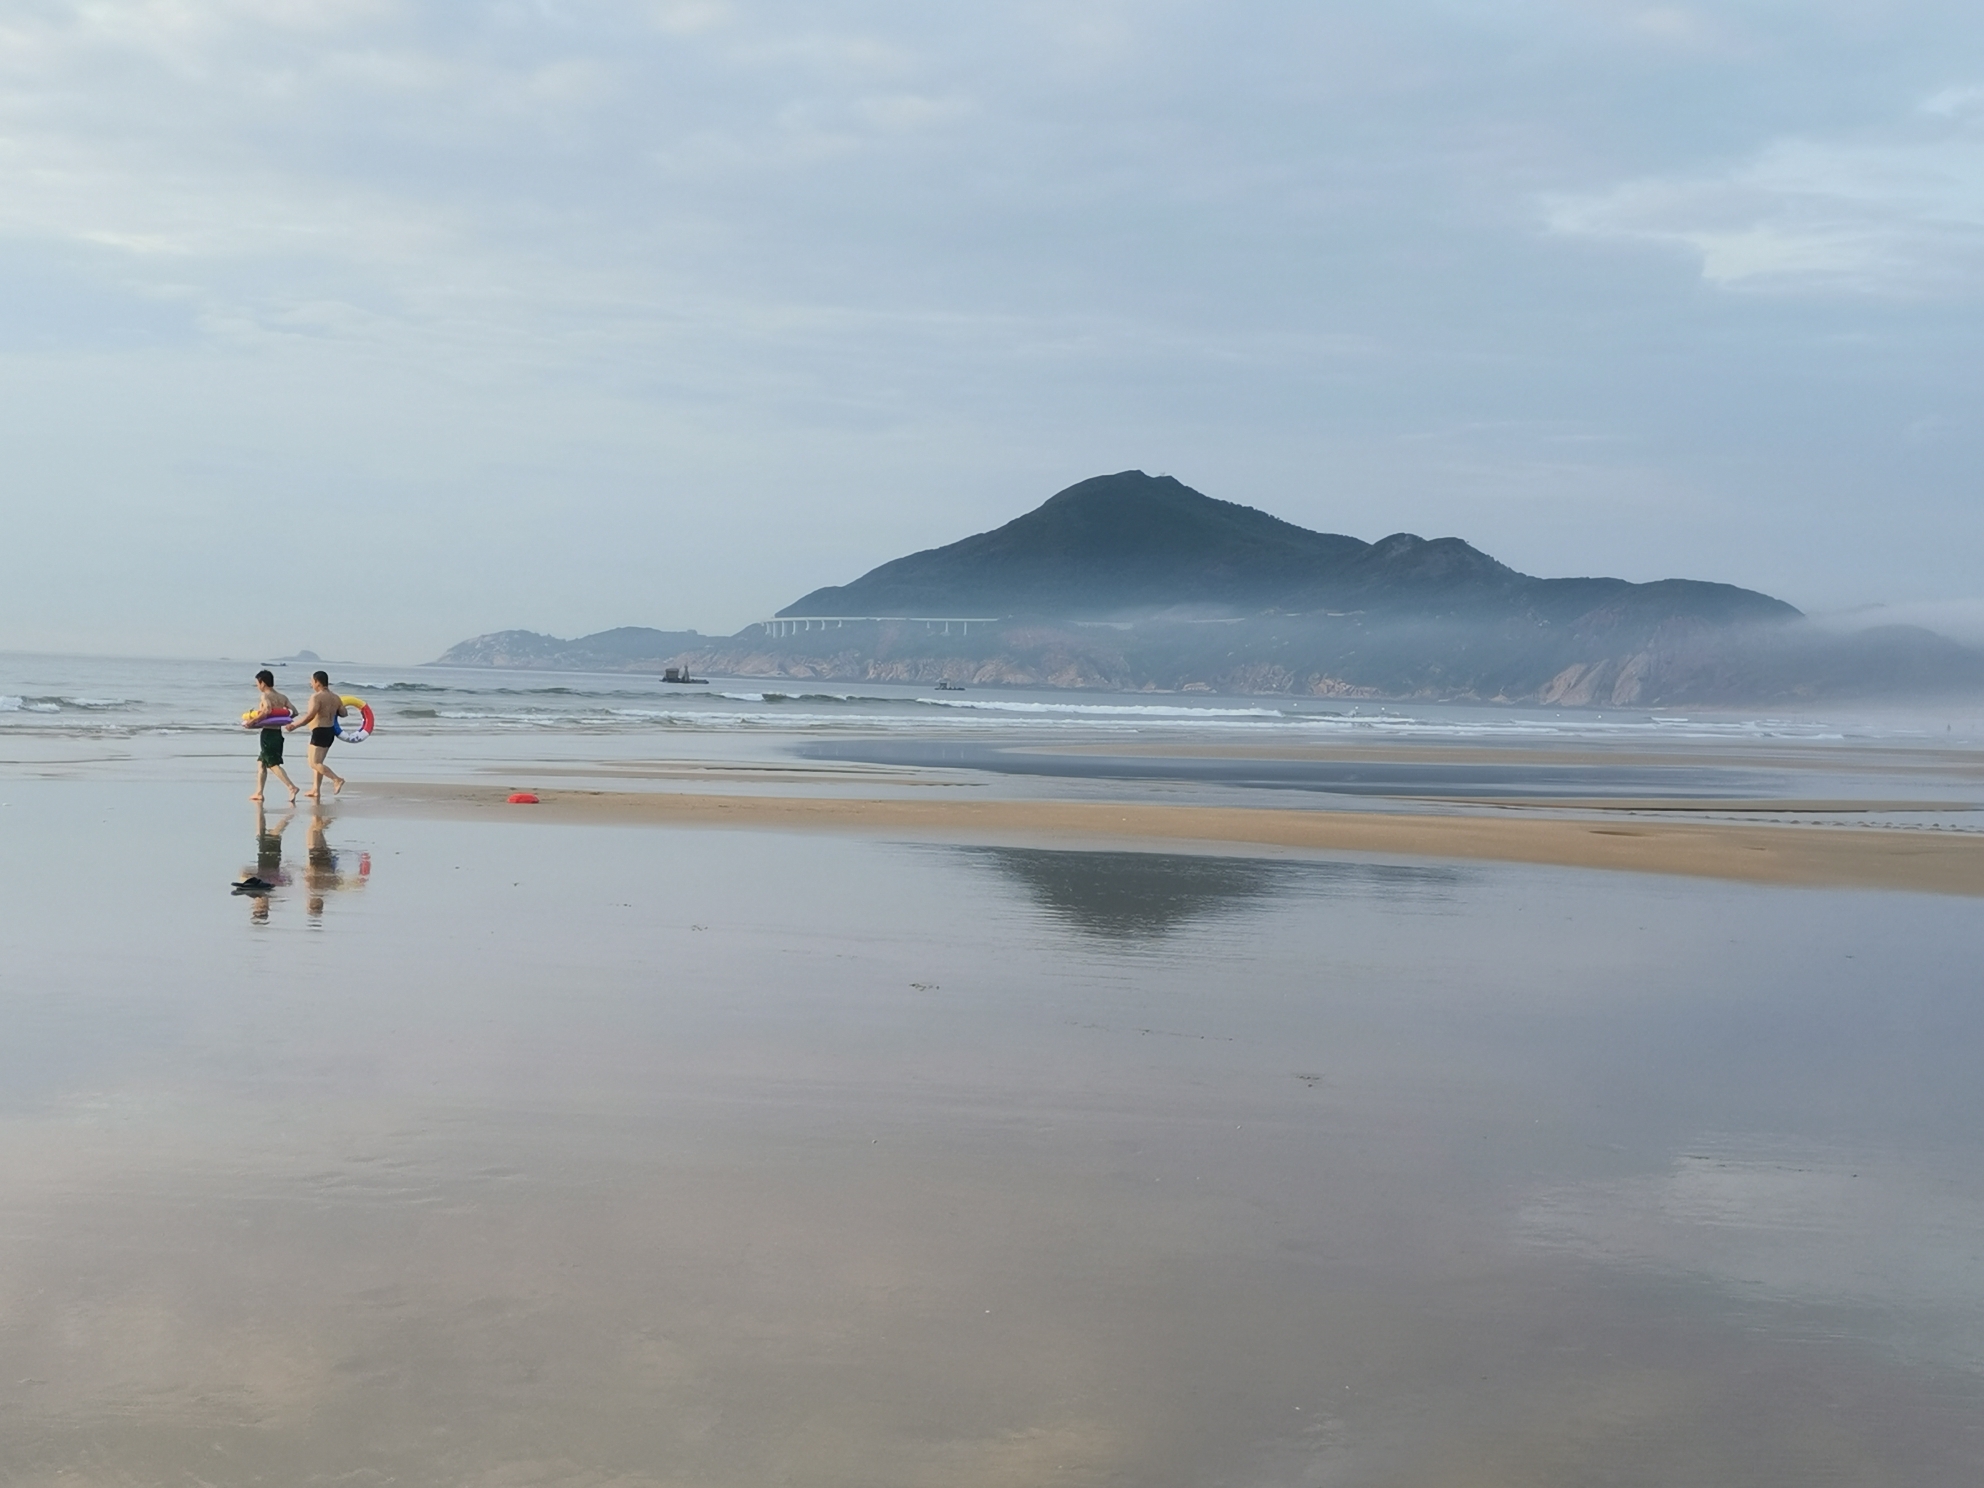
[933,680,966,691]
[661,666,709,685]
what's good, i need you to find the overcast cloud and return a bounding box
[5,0,1983,660]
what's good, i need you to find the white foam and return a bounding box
[917,698,1289,718]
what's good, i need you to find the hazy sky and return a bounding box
[6,1,1984,661]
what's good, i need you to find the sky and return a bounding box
[5,0,1984,662]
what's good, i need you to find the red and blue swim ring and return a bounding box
[333,696,375,743]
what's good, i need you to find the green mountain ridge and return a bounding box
[780,471,1799,626]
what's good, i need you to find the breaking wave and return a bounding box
[0,694,137,713]
[916,698,1291,719]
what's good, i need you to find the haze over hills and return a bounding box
[435,472,1984,705]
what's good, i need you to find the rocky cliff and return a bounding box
[433,614,1984,706]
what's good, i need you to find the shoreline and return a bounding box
[348,781,1984,896]
[1041,739,1984,775]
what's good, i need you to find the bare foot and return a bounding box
[305,790,321,800]
[288,789,300,804]
[249,793,263,802]
[332,777,344,796]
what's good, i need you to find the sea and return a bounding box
[8,651,1978,752]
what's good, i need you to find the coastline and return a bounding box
[349,780,1984,896]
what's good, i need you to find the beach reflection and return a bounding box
[238,804,293,924]
[236,805,369,924]
[301,810,369,920]
[952,844,1461,939]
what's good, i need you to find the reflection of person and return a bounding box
[245,802,293,925]
[305,811,335,918]
[287,670,347,799]
[248,669,299,804]
[301,806,370,918]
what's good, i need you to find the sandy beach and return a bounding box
[355,778,1984,896]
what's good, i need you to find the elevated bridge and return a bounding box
[756,616,1002,639]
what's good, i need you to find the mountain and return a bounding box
[781,471,1799,627]
[432,472,1984,704]
[435,627,706,669]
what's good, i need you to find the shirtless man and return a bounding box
[286,670,347,799]
[248,669,299,803]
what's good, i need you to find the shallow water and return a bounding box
[803,738,1790,799]
[2,775,1980,1484]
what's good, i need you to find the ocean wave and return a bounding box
[710,690,904,705]
[407,684,696,701]
[485,685,684,698]
[393,705,1340,734]
[1284,712,1849,741]
[0,698,117,718]
[0,680,1854,745]
[434,709,607,724]
[0,695,139,712]
[916,698,1292,719]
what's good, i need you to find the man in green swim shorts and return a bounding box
[249,669,299,803]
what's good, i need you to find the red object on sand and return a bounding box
[507,792,540,804]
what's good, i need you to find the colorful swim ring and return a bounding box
[242,709,295,730]
[333,696,375,742]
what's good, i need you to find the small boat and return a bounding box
[661,666,709,685]
[933,680,966,692]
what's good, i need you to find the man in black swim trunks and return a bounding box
[286,670,347,799]
[249,668,299,804]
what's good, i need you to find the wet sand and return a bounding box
[3,781,1981,1485]
[1049,737,1984,775]
[6,702,1984,1485]
[353,779,1984,896]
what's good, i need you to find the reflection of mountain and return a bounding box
[956,846,1458,941]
